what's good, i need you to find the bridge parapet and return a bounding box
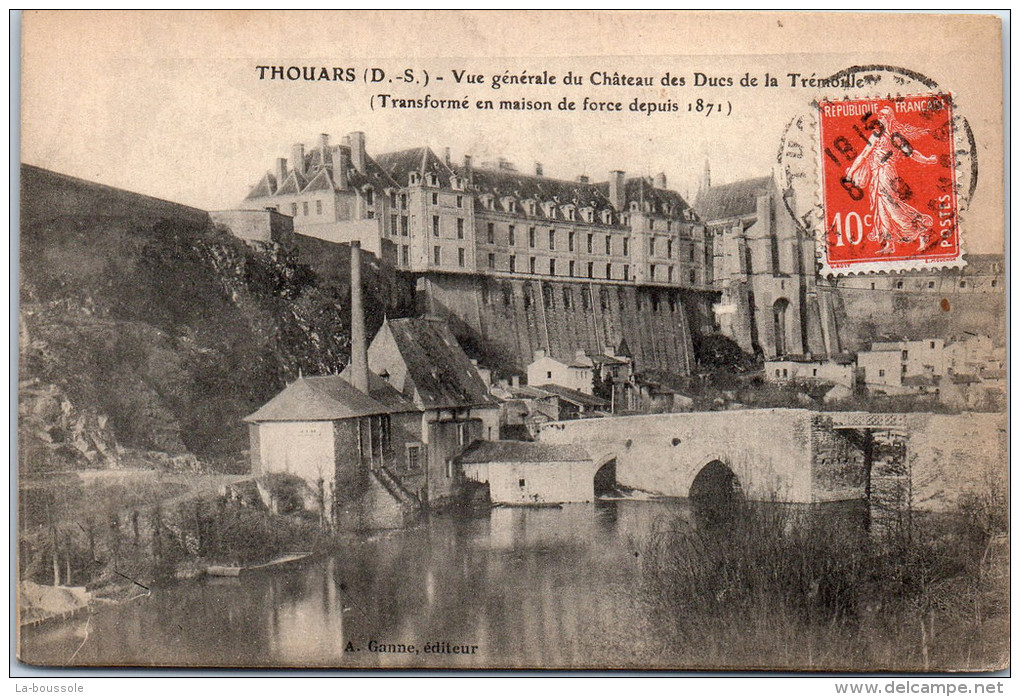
[538,409,1005,512]
[539,409,820,503]
[828,412,929,430]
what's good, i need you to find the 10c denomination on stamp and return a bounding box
[817,93,961,274]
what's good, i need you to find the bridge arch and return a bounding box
[689,458,743,506]
[591,451,621,498]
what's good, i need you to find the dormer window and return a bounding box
[450,176,464,191]
[524,199,537,216]
[600,209,613,225]
[581,207,594,223]
[630,201,640,212]
[363,186,374,206]
[427,173,440,187]
[544,201,558,218]
[501,196,517,213]
[408,172,421,186]
[481,194,495,210]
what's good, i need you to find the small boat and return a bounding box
[206,552,313,578]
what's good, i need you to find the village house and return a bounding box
[628,373,695,413]
[456,440,601,505]
[527,348,595,394]
[244,242,497,529]
[531,383,610,421]
[764,355,856,390]
[363,315,501,505]
[491,384,560,439]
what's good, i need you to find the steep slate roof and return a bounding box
[243,373,415,423]
[593,177,694,217]
[456,440,591,465]
[695,175,773,223]
[247,173,277,199]
[274,170,308,196]
[460,166,615,218]
[375,147,456,187]
[245,143,399,200]
[383,318,497,410]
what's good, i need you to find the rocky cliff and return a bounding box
[18,165,413,470]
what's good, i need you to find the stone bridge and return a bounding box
[537,409,955,504]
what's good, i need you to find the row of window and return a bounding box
[481,222,700,259]
[290,200,324,217]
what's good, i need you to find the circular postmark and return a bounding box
[777,65,977,276]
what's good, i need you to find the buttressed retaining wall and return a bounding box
[414,272,718,375]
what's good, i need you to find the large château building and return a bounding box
[242,131,712,289]
[240,131,720,375]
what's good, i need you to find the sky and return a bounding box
[18,11,1004,253]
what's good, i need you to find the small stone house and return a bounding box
[457,440,596,504]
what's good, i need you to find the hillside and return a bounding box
[18,165,413,471]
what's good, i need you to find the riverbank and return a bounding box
[18,469,336,606]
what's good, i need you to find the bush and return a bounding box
[640,500,1005,670]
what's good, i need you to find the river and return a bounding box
[21,500,694,669]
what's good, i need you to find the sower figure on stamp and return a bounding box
[846,106,937,254]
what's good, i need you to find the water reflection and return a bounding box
[23,501,695,668]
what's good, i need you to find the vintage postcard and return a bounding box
[16,11,1006,671]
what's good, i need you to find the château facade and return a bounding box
[242,131,713,290]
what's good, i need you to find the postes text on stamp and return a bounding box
[817,93,960,273]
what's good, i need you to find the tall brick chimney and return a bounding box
[535,162,543,176]
[463,154,473,184]
[349,241,370,394]
[291,143,306,176]
[347,131,367,174]
[654,172,667,189]
[275,158,288,186]
[609,170,626,211]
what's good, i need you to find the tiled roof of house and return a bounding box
[695,175,773,223]
[902,374,940,388]
[382,317,497,410]
[334,369,418,413]
[243,373,415,423]
[456,440,591,464]
[532,383,609,409]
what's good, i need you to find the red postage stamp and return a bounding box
[817,93,961,274]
